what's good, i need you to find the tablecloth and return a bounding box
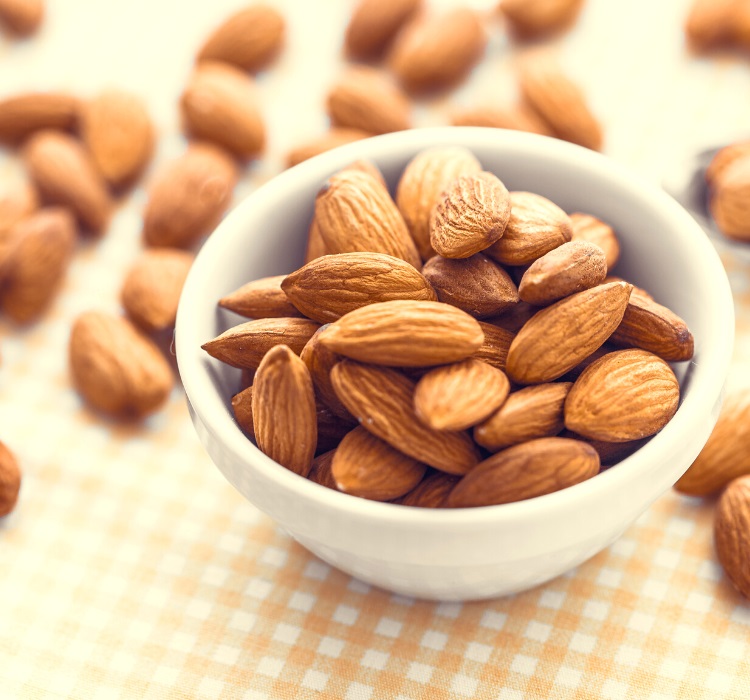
[2,0,750,698]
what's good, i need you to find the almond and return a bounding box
[197,4,285,72]
[332,426,427,500]
[121,249,194,332]
[181,61,265,160]
[69,311,173,418]
[684,0,735,51]
[500,0,585,39]
[674,392,750,496]
[231,385,255,440]
[472,321,515,371]
[345,0,422,59]
[569,212,620,270]
[304,218,328,264]
[0,92,78,143]
[0,181,38,240]
[474,382,571,451]
[330,360,480,474]
[0,440,20,517]
[252,345,317,477]
[396,146,482,260]
[286,128,372,168]
[300,326,352,420]
[706,142,750,186]
[506,281,631,384]
[564,349,679,442]
[518,52,602,151]
[421,254,518,318]
[282,252,436,324]
[485,191,572,266]
[714,475,750,599]
[709,156,750,241]
[446,437,599,508]
[389,8,487,94]
[80,90,154,188]
[308,449,338,490]
[319,299,484,367]
[0,208,76,323]
[314,169,420,268]
[430,171,511,259]
[316,402,358,454]
[345,159,387,187]
[414,359,510,431]
[451,105,552,135]
[220,275,304,319]
[519,240,607,306]
[143,142,238,248]
[23,130,112,235]
[395,470,459,507]
[0,0,43,35]
[327,67,411,135]
[202,317,320,369]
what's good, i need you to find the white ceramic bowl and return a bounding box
[176,128,734,601]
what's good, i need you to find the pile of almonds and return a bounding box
[203,146,695,509]
[706,141,750,242]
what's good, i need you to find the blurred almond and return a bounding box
[714,475,750,600]
[706,142,750,186]
[0,0,43,35]
[231,385,255,440]
[0,181,38,240]
[220,275,303,319]
[500,0,585,39]
[300,326,352,420]
[345,0,422,59]
[569,212,620,269]
[709,156,750,241]
[308,449,338,490]
[0,92,78,143]
[0,440,21,517]
[395,470,459,507]
[286,128,371,168]
[684,0,735,51]
[451,105,552,135]
[472,321,515,371]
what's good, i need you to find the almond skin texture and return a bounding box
[709,156,750,241]
[332,426,427,500]
[397,147,482,261]
[0,0,43,35]
[0,181,38,241]
[0,208,76,323]
[345,0,422,59]
[252,345,317,477]
[564,349,680,442]
[143,143,237,248]
[181,62,265,160]
[421,254,518,318]
[197,4,284,72]
[0,92,78,143]
[446,437,599,508]
[0,440,21,517]
[519,53,602,151]
[308,449,338,490]
[500,0,585,39]
[430,171,511,259]
[300,326,352,420]
[231,386,255,440]
[451,105,551,135]
[395,470,459,507]
[220,275,303,319]
[507,281,631,384]
[331,360,480,474]
[714,475,750,599]
[282,252,436,324]
[485,191,573,266]
[81,90,154,189]
[287,128,371,168]
[202,317,320,370]
[519,240,607,306]
[474,382,572,451]
[674,392,750,496]
[414,359,510,431]
[23,130,112,235]
[389,8,487,94]
[472,321,515,371]
[121,249,194,332]
[569,212,620,270]
[69,311,173,418]
[327,67,411,135]
[319,299,484,367]
[314,169,420,268]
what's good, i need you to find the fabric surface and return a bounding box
[2,0,750,698]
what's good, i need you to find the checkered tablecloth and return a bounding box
[2,0,750,698]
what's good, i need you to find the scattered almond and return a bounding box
[395,470,459,507]
[231,386,255,440]
[220,275,303,319]
[286,128,371,168]
[569,212,620,269]
[706,142,750,186]
[451,105,551,135]
[0,92,78,143]
[500,0,585,39]
[709,156,750,241]
[0,0,44,35]
[714,475,750,599]
[0,440,21,517]
[345,0,422,60]
[684,0,735,51]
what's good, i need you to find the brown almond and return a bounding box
[304,217,328,264]
[0,0,43,35]
[684,0,735,51]
[327,67,411,135]
[286,128,372,168]
[0,440,21,517]
[332,426,427,500]
[220,275,303,319]
[485,191,572,266]
[709,156,750,241]
[474,382,571,451]
[500,0,585,39]
[714,475,750,599]
[314,169,420,268]
[395,470,459,507]
[316,403,358,454]
[202,317,320,369]
[300,326,352,420]
[389,9,487,94]
[564,349,680,442]
[121,249,194,332]
[231,385,255,440]
[0,181,38,241]
[451,104,552,135]
[319,300,484,367]
[308,449,338,490]
[0,208,76,323]
[252,345,317,476]
[23,130,112,234]
[143,142,238,248]
[472,321,516,371]
[519,240,607,306]
[396,146,482,260]
[197,4,284,72]
[0,92,77,143]
[345,0,422,60]
[80,90,154,188]
[706,142,750,186]
[506,281,631,384]
[69,311,173,418]
[181,62,265,160]
[331,360,480,474]
[569,212,620,270]
[414,359,510,431]
[282,252,435,324]
[446,437,599,508]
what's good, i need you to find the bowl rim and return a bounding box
[175,127,735,531]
